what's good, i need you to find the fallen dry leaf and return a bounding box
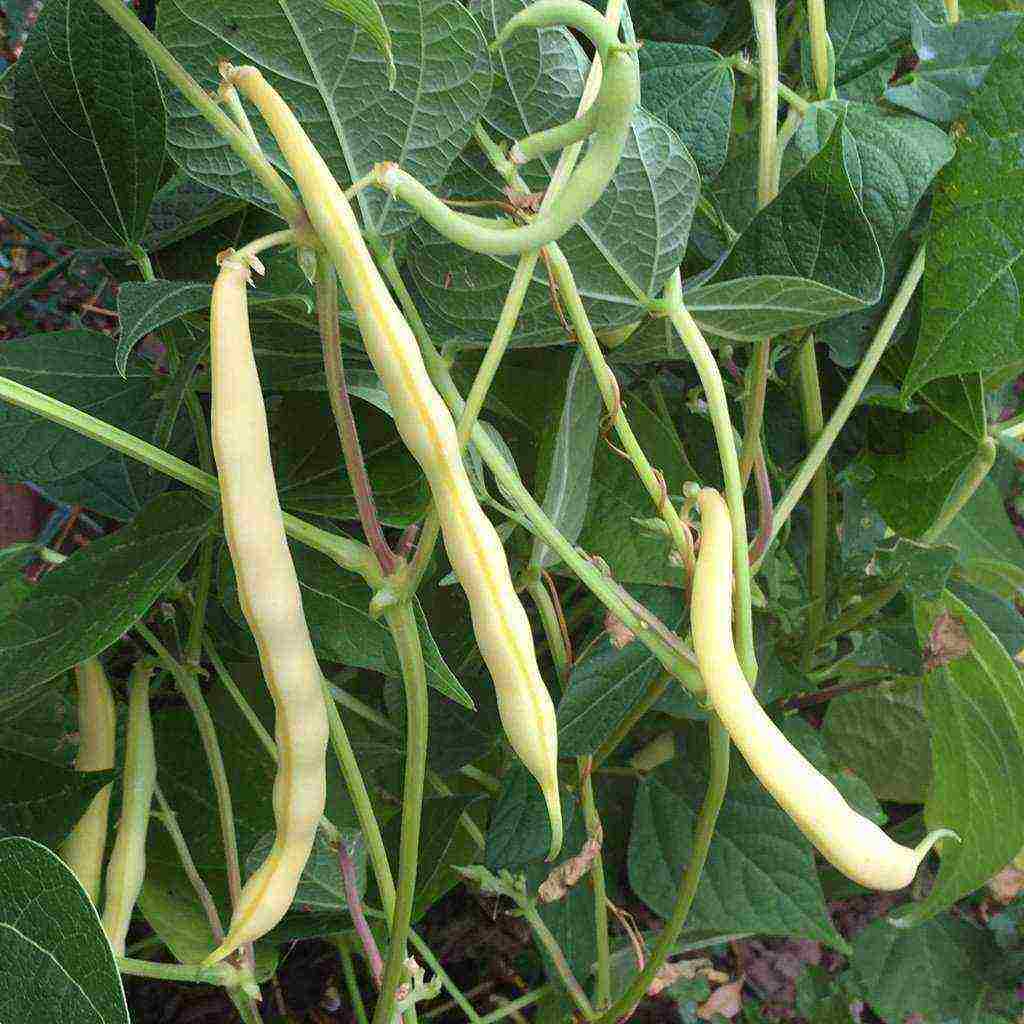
[923,611,971,672]
[538,825,603,903]
[698,977,744,1020]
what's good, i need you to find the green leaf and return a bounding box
[822,682,932,804]
[630,0,727,45]
[159,0,491,233]
[950,579,1024,657]
[0,330,194,519]
[13,0,165,248]
[903,20,1024,394]
[0,493,214,713]
[848,916,998,1023]
[898,591,1024,925]
[530,349,603,572]
[0,836,128,1024]
[790,101,954,257]
[638,42,734,180]
[556,585,697,757]
[0,69,96,247]
[886,7,1023,124]
[0,750,116,847]
[628,762,849,950]
[141,170,246,253]
[695,109,884,340]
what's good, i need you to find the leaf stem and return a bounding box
[579,758,611,1008]
[0,374,381,583]
[764,243,927,563]
[316,253,395,574]
[372,603,429,1024]
[730,55,810,114]
[528,575,572,686]
[592,717,730,1024]
[408,930,484,1024]
[795,335,827,656]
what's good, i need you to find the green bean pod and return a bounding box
[62,657,117,905]
[222,63,563,862]
[375,0,639,255]
[102,661,157,956]
[204,249,330,964]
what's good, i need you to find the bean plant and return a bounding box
[1,0,1024,1021]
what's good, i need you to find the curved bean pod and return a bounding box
[692,487,952,890]
[102,661,156,955]
[375,0,639,255]
[203,249,330,964]
[62,657,117,905]
[221,63,563,862]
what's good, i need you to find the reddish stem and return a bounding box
[338,837,385,988]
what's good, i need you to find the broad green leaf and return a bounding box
[159,0,491,233]
[898,591,1024,925]
[848,916,998,1023]
[0,837,128,1024]
[0,331,193,519]
[630,0,727,44]
[903,21,1024,394]
[694,110,884,341]
[822,682,931,804]
[13,0,165,247]
[790,101,954,257]
[629,762,848,950]
[951,579,1024,656]
[886,7,1023,124]
[0,751,116,847]
[141,170,246,253]
[0,493,214,713]
[407,107,699,346]
[874,538,959,599]
[638,42,734,180]
[0,68,96,247]
[556,585,697,757]
[382,795,480,920]
[530,349,603,572]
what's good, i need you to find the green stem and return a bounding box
[520,903,597,1020]
[476,987,553,1024]
[921,437,996,544]
[664,276,757,685]
[528,576,571,686]
[0,375,380,583]
[795,336,826,655]
[765,243,927,562]
[369,242,705,698]
[592,674,670,768]
[323,682,397,920]
[730,55,810,114]
[372,603,429,1024]
[137,624,243,910]
[338,937,372,1024]
[579,760,610,1009]
[546,246,695,570]
[738,340,770,491]
[408,930,483,1024]
[117,957,242,986]
[91,0,306,226]
[202,636,276,759]
[593,717,730,1024]
[185,537,214,665]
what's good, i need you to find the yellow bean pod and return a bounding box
[692,487,951,890]
[204,249,330,964]
[221,63,562,861]
[102,661,156,955]
[62,657,117,905]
